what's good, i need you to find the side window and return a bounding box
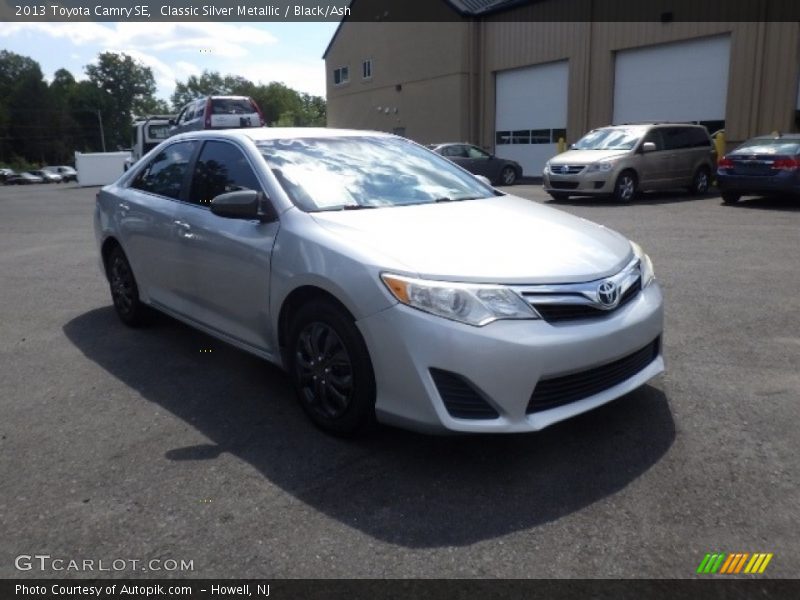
[194,100,206,119]
[467,145,490,159]
[130,141,197,199]
[189,141,263,207]
[689,128,712,147]
[663,127,692,150]
[643,129,665,151]
[174,107,187,125]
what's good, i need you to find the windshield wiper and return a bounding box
[340,204,377,210]
[434,196,482,203]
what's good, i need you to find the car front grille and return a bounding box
[430,368,499,420]
[526,337,660,413]
[551,165,585,175]
[530,277,642,323]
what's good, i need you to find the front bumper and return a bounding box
[543,170,615,196]
[356,281,664,433]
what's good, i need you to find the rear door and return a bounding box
[662,127,694,183]
[121,140,198,309]
[173,139,279,352]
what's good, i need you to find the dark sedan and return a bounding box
[717,134,800,203]
[429,143,522,186]
[4,172,44,185]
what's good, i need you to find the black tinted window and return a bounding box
[688,128,711,147]
[211,99,254,115]
[662,127,693,150]
[189,141,262,206]
[130,141,197,199]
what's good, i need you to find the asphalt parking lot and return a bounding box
[1,182,798,579]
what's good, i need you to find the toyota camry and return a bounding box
[94,128,664,435]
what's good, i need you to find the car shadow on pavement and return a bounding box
[722,195,800,211]
[547,190,717,207]
[64,306,675,549]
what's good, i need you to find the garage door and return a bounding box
[613,35,730,131]
[495,60,568,176]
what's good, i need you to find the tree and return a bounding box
[171,70,253,109]
[86,52,158,149]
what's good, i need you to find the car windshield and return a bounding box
[257,136,494,211]
[573,127,647,150]
[733,139,800,155]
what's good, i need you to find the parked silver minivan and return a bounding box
[544,123,716,202]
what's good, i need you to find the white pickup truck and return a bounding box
[124,115,175,170]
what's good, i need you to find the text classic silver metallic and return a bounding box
[94,128,664,435]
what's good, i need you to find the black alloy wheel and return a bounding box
[289,300,376,435]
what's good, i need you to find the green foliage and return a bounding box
[0,52,326,166]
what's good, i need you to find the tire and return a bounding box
[106,246,149,327]
[288,299,376,436]
[499,166,517,186]
[548,192,569,202]
[721,192,740,204]
[688,167,711,196]
[613,170,637,203]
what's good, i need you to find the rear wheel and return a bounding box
[721,192,740,204]
[613,171,637,203]
[107,246,148,327]
[288,299,376,436]
[688,167,711,195]
[499,166,517,186]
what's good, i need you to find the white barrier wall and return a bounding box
[75,151,132,187]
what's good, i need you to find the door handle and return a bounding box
[174,220,194,239]
[118,202,130,211]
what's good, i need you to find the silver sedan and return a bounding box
[94,128,664,435]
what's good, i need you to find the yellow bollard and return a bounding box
[714,131,726,164]
[557,137,566,154]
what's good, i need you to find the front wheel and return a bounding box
[288,300,376,436]
[688,167,711,195]
[613,171,637,203]
[499,166,517,186]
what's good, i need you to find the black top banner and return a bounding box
[2,0,800,22]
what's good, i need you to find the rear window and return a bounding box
[211,98,255,115]
[733,139,800,156]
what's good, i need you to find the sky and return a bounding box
[0,22,340,101]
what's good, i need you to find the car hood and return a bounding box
[549,149,630,165]
[310,195,632,284]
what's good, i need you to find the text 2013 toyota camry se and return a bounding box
[94,128,664,435]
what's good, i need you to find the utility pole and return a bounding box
[96,109,106,152]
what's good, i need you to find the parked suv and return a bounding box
[170,96,265,135]
[544,123,715,202]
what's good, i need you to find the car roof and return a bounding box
[170,127,395,143]
[747,134,800,140]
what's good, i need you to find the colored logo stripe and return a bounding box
[697,553,773,574]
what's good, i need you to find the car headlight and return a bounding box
[381,273,538,326]
[586,159,619,173]
[630,241,655,287]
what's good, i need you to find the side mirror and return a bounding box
[475,175,492,187]
[641,142,656,153]
[210,190,277,223]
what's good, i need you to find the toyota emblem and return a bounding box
[597,280,619,307]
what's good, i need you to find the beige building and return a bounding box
[324,0,800,175]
